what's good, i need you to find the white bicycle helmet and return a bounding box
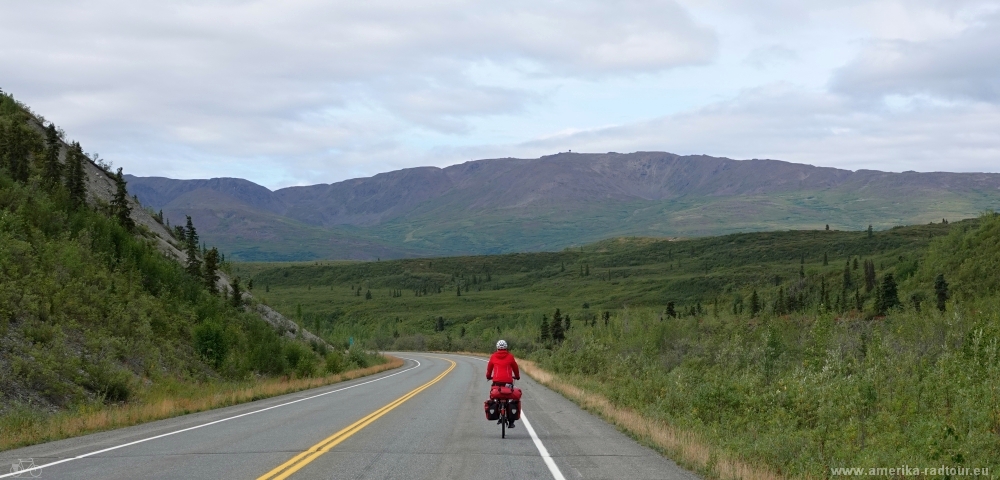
[496,339,508,350]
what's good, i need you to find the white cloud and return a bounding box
[0,0,717,186]
[2,0,999,189]
[505,84,1000,173]
[832,12,1000,102]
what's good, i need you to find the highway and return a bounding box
[1,354,698,479]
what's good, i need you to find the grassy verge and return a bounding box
[520,360,786,480]
[0,356,402,452]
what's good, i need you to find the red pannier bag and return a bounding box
[483,400,500,420]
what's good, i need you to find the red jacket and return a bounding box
[486,350,520,384]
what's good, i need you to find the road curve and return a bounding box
[1,354,698,479]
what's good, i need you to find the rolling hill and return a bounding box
[127,152,1000,260]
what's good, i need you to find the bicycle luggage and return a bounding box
[484,400,501,421]
[507,399,522,420]
[490,385,522,400]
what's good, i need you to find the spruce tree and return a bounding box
[602,311,610,326]
[65,142,87,209]
[749,290,761,318]
[203,248,220,295]
[934,274,949,312]
[864,260,876,293]
[876,274,900,315]
[774,287,786,315]
[3,121,30,184]
[43,124,62,188]
[843,260,852,288]
[231,276,243,308]
[867,224,874,238]
[111,168,135,232]
[564,315,571,331]
[184,216,201,276]
[823,252,828,266]
[666,302,676,318]
[551,309,564,343]
[540,315,550,342]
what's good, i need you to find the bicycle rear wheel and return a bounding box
[501,403,506,438]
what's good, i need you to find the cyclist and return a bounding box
[486,339,520,428]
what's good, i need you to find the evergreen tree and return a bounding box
[774,287,786,315]
[43,124,62,188]
[184,216,201,277]
[64,142,87,209]
[231,276,243,308]
[2,121,31,183]
[203,248,220,295]
[540,315,551,342]
[799,255,805,278]
[934,274,949,312]
[365,289,372,300]
[749,290,761,318]
[823,252,829,266]
[111,168,135,232]
[564,315,571,331]
[602,311,610,326]
[867,224,874,238]
[875,274,900,315]
[853,257,859,270]
[843,260,852,288]
[551,308,565,342]
[585,264,590,276]
[864,260,876,293]
[855,288,863,311]
[436,316,445,332]
[666,302,677,318]
[456,285,461,296]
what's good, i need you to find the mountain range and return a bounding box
[126,151,1000,260]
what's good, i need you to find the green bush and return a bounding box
[83,361,132,404]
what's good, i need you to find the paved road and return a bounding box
[1,354,698,479]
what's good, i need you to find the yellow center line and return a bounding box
[257,358,457,480]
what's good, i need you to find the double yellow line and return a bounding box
[257,358,456,480]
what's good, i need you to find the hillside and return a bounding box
[241,215,1000,473]
[0,91,386,449]
[128,152,1000,261]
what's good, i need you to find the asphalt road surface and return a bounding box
[1,354,699,479]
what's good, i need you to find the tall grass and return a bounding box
[0,356,401,451]
[521,360,786,480]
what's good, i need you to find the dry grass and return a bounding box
[0,356,403,452]
[520,360,789,480]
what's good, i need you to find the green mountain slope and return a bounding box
[129,153,1000,261]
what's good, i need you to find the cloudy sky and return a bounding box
[2,0,999,189]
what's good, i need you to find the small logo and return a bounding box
[9,458,41,478]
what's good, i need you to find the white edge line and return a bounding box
[459,354,566,480]
[0,358,422,479]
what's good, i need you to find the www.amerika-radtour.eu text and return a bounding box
[830,466,990,477]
